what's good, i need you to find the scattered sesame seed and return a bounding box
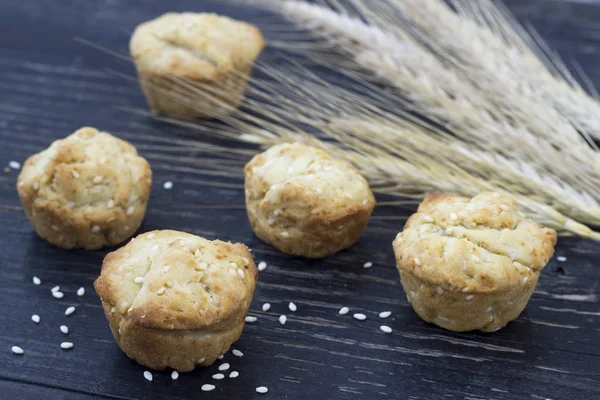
[281,231,289,238]
[522,277,528,285]
[436,286,444,295]
[423,215,433,222]
[414,258,422,266]
[232,349,243,357]
[499,204,510,211]
[157,287,166,295]
[32,276,41,285]
[212,373,225,380]
[171,371,179,380]
[197,357,206,364]
[361,199,368,205]
[163,181,173,190]
[218,363,230,371]
[60,342,74,350]
[143,371,153,382]
[71,170,80,179]
[472,255,481,263]
[557,256,567,262]
[465,295,474,301]
[279,315,287,325]
[485,306,493,313]
[134,277,144,284]
[363,261,373,268]
[380,325,392,333]
[353,313,367,321]
[218,354,224,359]
[93,176,103,184]
[126,206,135,215]
[288,302,297,312]
[229,268,237,276]
[198,262,208,270]
[65,306,76,316]
[146,233,156,240]
[107,199,115,208]
[245,316,257,323]
[60,325,69,334]
[33,182,39,190]
[450,213,458,220]
[51,286,60,292]
[379,311,391,318]
[201,384,215,392]
[338,307,350,315]
[77,287,85,296]
[242,257,249,266]
[91,225,100,233]
[9,161,21,170]
[262,303,271,312]
[31,315,40,323]
[52,291,64,299]
[462,287,470,293]
[238,269,245,279]
[11,346,24,355]
[256,386,268,394]
[229,371,239,378]
[258,261,267,271]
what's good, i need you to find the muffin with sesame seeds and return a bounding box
[244,143,375,258]
[393,192,556,332]
[16,127,152,250]
[130,12,265,119]
[94,230,257,371]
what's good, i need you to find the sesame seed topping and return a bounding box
[256,386,269,394]
[65,306,76,316]
[163,181,173,190]
[436,286,444,295]
[486,306,493,312]
[218,354,224,359]
[414,258,422,266]
[238,269,245,278]
[107,199,115,208]
[557,256,567,262]
[77,287,85,296]
[143,371,153,382]
[363,261,373,268]
[201,384,215,392]
[212,373,225,380]
[32,276,41,285]
[52,291,64,299]
[462,287,470,293]
[11,346,24,355]
[245,316,257,323]
[522,277,528,285]
[33,182,39,190]
[218,363,230,371]
[91,225,100,233]
[242,257,249,266]
[262,303,271,312]
[9,161,21,170]
[60,325,68,334]
[258,261,267,271]
[339,307,349,315]
[157,287,166,295]
[423,215,433,222]
[450,213,458,220]
[378,311,391,318]
[93,176,103,184]
[126,206,135,215]
[362,199,368,205]
[288,302,297,312]
[71,170,80,179]
[198,262,208,269]
[445,227,453,234]
[197,357,206,364]
[111,306,116,313]
[60,342,74,350]
[279,315,287,325]
[229,268,237,276]
[465,295,474,301]
[353,313,367,321]
[31,314,40,323]
[51,286,60,292]
[380,325,392,333]
[134,277,144,284]
[232,349,243,357]
[171,371,179,380]
[472,255,481,263]
[281,231,289,238]
[229,371,239,378]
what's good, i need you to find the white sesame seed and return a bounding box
[127,206,135,215]
[288,302,297,312]
[201,384,215,392]
[279,315,287,325]
[156,287,166,295]
[143,371,153,382]
[93,176,103,184]
[229,268,236,276]
[171,371,179,380]
[557,256,567,262]
[485,306,493,313]
[245,316,257,323]
[71,170,80,179]
[380,325,392,333]
[52,291,64,299]
[378,311,391,319]
[218,354,224,359]
[134,277,144,284]
[32,276,41,285]
[238,269,245,279]
[232,349,243,357]
[465,295,474,301]
[258,261,267,271]
[60,325,69,334]
[65,306,76,316]
[450,213,458,220]
[60,342,74,350]
[198,262,208,270]
[31,315,40,323]
[242,257,249,266]
[218,363,230,371]
[339,307,349,315]
[51,286,60,292]
[522,277,528,285]
[33,182,39,190]
[414,258,422,266]
[77,287,85,296]
[163,181,173,190]
[11,346,24,355]
[436,286,444,295]
[262,303,271,312]
[281,231,289,238]
[229,371,239,378]
[462,287,470,293]
[91,225,100,233]
[256,386,268,394]
[353,313,367,321]
[423,215,433,222]
[212,373,225,380]
[472,255,481,263]
[363,261,373,268]
[499,204,510,211]
[9,161,21,170]
[107,199,115,208]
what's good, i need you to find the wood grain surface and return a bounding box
[1,1,600,399]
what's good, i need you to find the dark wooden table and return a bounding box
[1,1,600,399]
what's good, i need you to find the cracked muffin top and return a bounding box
[94,230,257,330]
[129,12,265,79]
[393,192,556,293]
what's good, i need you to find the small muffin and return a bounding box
[16,127,152,250]
[393,192,556,332]
[130,12,265,119]
[244,143,375,258]
[94,230,257,371]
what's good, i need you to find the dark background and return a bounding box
[1,1,600,399]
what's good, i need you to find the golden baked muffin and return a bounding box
[16,127,152,250]
[393,192,556,332]
[130,12,265,119]
[94,230,257,372]
[244,143,375,258]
